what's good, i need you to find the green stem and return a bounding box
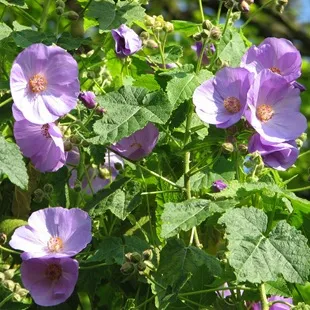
[0,5,6,21]
[196,39,208,73]
[288,185,310,192]
[141,189,181,195]
[179,286,253,297]
[15,7,40,28]
[269,300,293,308]
[0,97,12,108]
[39,0,52,31]
[153,31,166,69]
[222,7,233,36]
[108,215,117,236]
[0,245,21,255]
[198,0,204,22]
[136,294,156,309]
[145,274,166,290]
[260,283,269,310]
[180,296,207,308]
[79,262,108,270]
[298,149,310,159]
[83,104,99,127]
[241,0,274,29]
[0,293,14,308]
[79,0,93,16]
[216,1,223,25]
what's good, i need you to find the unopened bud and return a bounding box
[139,31,149,41]
[13,293,22,302]
[142,249,153,261]
[70,135,82,145]
[43,183,54,194]
[238,144,248,154]
[0,272,4,281]
[74,180,82,192]
[275,4,285,13]
[33,188,45,203]
[210,26,221,40]
[4,269,15,280]
[202,20,213,30]
[114,162,123,171]
[296,139,303,148]
[16,288,28,298]
[99,167,111,179]
[56,0,65,8]
[0,232,7,245]
[56,7,64,15]
[145,39,158,49]
[154,15,165,30]
[120,262,135,275]
[129,252,142,263]
[3,279,15,291]
[137,261,147,271]
[164,21,174,33]
[87,71,96,79]
[63,11,79,20]
[193,32,202,41]
[201,29,210,39]
[239,0,250,12]
[299,133,307,142]
[64,140,73,152]
[231,11,241,22]
[95,107,107,115]
[144,15,155,27]
[224,0,234,9]
[278,0,288,5]
[222,142,234,153]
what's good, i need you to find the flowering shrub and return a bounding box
[0,0,310,309]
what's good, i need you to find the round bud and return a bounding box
[0,272,5,282]
[164,21,174,33]
[137,261,147,271]
[120,262,135,275]
[70,135,82,145]
[201,29,210,39]
[239,0,250,12]
[43,183,54,194]
[278,0,288,5]
[56,0,65,8]
[16,288,28,298]
[56,7,64,15]
[87,71,96,79]
[231,11,241,22]
[114,162,123,171]
[202,20,213,30]
[74,180,82,192]
[3,279,15,291]
[139,31,149,41]
[145,39,158,49]
[295,139,303,148]
[64,11,79,20]
[222,142,234,153]
[299,133,307,142]
[275,4,285,13]
[142,249,153,261]
[99,167,111,179]
[13,293,22,302]
[33,188,45,203]
[129,252,142,263]
[4,269,14,280]
[95,107,107,115]
[64,140,73,152]
[193,32,202,41]
[210,26,222,40]
[224,0,234,9]
[0,232,7,245]
[144,15,155,27]
[238,144,248,155]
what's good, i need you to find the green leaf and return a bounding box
[0,137,28,190]
[217,29,246,67]
[0,0,27,8]
[133,74,161,91]
[0,23,12,41]
[91,86,172,144]
[161,199,219,238]
[86,0,145,32]
[87,235,149,264]
[172,20,201,37]
[265,278,292,297]
[219,207,310,283]
[57,32,91,50]
[149,45,183,64]
[12,30,55,48]
[166,69,212,109]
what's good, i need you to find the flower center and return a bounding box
[223,97,241,113]
[45,263,62,281]
[47,236,63,253]
[41,124,51,138]
[256,104,274,122]
[270,67,281,75]
[130,142,142,149]
[29,73,47,93]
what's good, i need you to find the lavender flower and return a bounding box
[248,134,298,171]
[10,43,80,124]
[21,257,78,306]
[252,296,293,309]
[9,207,92,260]
[191,42,215,65]
[212,180,227,192]
[68,151,124,194]
[111,123,159,161]
[245,70,307,143]
[111,24,142,58]
[193,67,254,128]
[14,119,67,172]
[241,37,301,83]
[79,91,96,109]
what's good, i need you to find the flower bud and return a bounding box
[299,133,307,142]
[70,135,82,145]
[222,142,234,153]
[224,0,234,9]
[95,106,107,115]
[0,272,5,281]
[114,162,123,171]
[56,0,65,8]
[238,144,248,154]
[164,21,174,33]
[144,15,155,27]
[74,180,82,192]
[239,0,250,12]
[16,288,28,298]
[33,188,45,203]
[212,180,227,192]
[63,11,79,20]
[193,32,202,41]
[145,39,158,49]
[202,20,213,30]
[3,279,15,291]
[129,252,142,263]
[154,15,165,30]
[231,11,241,22]
[64,140,73,152]
[295,139,303,148]
[275,4,285,13]
[201,29,210,39]
[120,262,135,275]
[99,167,111,179]
[210,26,222,40]
[56,7,64,15]
[0,232,7,245]
[139,31,149,41]
[79,91,97,109]
[43,183,54,194]
[137,261,147,271]
[4,269,15,280]
[87,71,96,79]
[142,249,153,261]
[13,293,22,302]
[278,0,288,5]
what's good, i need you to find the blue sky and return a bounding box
[299,0,310,23]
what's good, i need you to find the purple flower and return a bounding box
[245,70,307,143]
[10,43,80,125]
[68,151,124,194]
[111,123,159,160]
[111,24,142,58]
[252,296,293,309]
[248,134,298,171]
[14,119,67,172]
[21,257,78,306]
[79,91,96,109]
[212,180,227,192]
[191,42,215,65]
[9,207,92,260]
[241,37,301,83]
[193,67,254,128]
[292,81,306,92]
